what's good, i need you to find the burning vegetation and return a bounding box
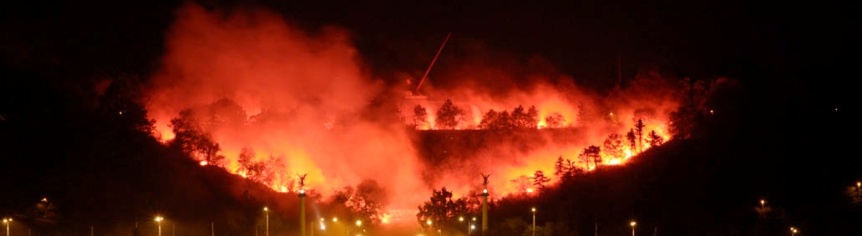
[143,3,722,226]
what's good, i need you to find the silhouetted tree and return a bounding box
[478,109,499,130]
[494,111,513,130]
[544,112,565,128]
[626,129,636,154]
[436,99,464,129]
[532,170,551,191]
[634,119,646,152]
[349,180,389,224]
[413,105,428,129]
[554,156,566,177]
[526,105,539,128]
[578,145,601,170]
[237,148,273,183]
[647,130,665,147]
[169,109,225,166]
[511,105,539,129]
[602,133,625,160]
[554,156,585,182]
[417,188,470,233]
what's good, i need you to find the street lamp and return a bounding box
[353,219,362,236]
[790,227,798,236]
[760,199,765,208]
[470,217,477,235]
[629,221,636,236]
[460,216,467,234]
[263,207,269,236]
[155,216,164,236]
[531,207,537,236]
[319,218,326,236]
[3,218,11,236]
[426,219,432,233]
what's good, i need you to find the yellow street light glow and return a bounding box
[263,207,268,211]
[531,207,536,213]
[482,189,488,194]
[332,217,338,222]
[355,220,362,227]
[630,221,636,227]
[426,219,432,226]
[155,216,163,222]
[459,216,464,222]
[857,181,860,188]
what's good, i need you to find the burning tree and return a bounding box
[602,134,625,160]
[647,130,665,147]
[578,145,602,170]
[436,99,464,129]
[169,109,225,166]
[237,148,276,183]
[417,188,470,233]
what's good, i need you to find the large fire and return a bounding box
[145,3,681,224]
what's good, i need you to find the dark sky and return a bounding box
[1,0,858,102]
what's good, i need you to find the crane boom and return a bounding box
[414,32,451,94]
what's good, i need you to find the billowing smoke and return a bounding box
[145,3,427,210]
[144,3,688,224]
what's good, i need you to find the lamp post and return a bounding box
[355,220,362,236]
[531,208,536,236]
[426,219,432,234]
[459,216,466,234]
[481,188,488,235]
[319,218,326,236]
[299,189,307,236]
[155,216,164,236]
[3,218,11,236]
[263,207,269,236]
[790,227,798,236]
[629,221,636,236]
[470,217,476,235]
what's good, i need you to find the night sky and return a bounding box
[2,0,858,94]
